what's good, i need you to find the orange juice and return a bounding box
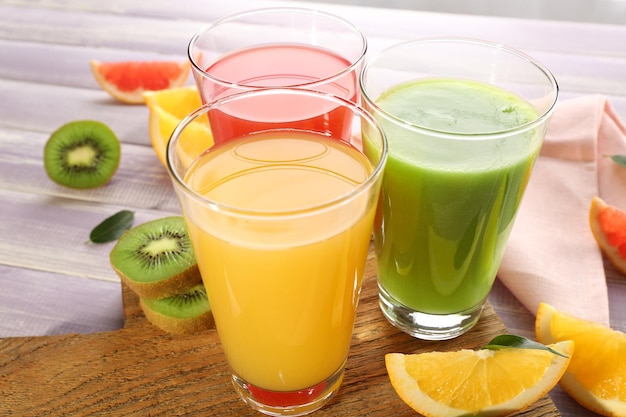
[182,131,375,392]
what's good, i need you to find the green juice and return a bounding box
[374,78,541,314]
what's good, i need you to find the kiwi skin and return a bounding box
[140,284,214,334]
[110,216,201,299]
[44,120,121,189]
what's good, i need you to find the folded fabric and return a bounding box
[499,95,626,325]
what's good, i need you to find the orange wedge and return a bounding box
[143,86,212,167]
[385,340,573,417]
[536,302,626,416]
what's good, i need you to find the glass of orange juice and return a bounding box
[166,88,387,416]
[187,7,367,144]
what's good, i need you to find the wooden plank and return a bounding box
[0,39,191,89]
[0,189,180,282]
[0,79,153,142]
[3,36,625,101]
[0,265,124,337]
[0,0,288,23]
[3,0,626,57]
[605,258,626,330]
[0,126,179,209]
[0,249,561,417]
[0,5,197,55]
[528,50,626,96]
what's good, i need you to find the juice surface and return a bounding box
[183,132,375,391]
[204,43,356,99]
[374,78,540,314]
[201,44,358,143]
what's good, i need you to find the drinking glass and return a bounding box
[166,88,386,416]
[188,7,367,143]
[360,38,558,340]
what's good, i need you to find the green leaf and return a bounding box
[482,334,569,358]
[89,210,134,243]
[607,154,626,167]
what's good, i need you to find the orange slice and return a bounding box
[536,302,626,416]
[385,340,573,417]
[90,60,190,104]
[590,196,626,274]
[143,86,212,167]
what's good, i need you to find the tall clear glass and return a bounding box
[188,7,366,102]
[167,88,386,415]
[360,38,558,340]
[188,7,367,144]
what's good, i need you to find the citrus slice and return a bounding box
[143,86,212,167]
[536,302,626,416]
[385,340,573,417]
[590,196,626,274]
[90,60,190,104]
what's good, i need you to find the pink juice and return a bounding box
[198,44,359,143]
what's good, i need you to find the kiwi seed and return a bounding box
[43,120,121,189]
[110,216,201,299]
[140,284,214,334]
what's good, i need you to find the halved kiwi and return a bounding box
[44,120,121,189]
[140,284,214,334]
[110,216,201,299]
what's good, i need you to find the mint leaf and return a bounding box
[89,210,134,243]
[607,154,626,167]
[482,334,568,358]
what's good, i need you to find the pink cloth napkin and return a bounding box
[499,95,626,325]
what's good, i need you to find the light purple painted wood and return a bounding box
[0,265,124,337]
[1,1,625,415]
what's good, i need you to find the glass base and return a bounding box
[231,364,344,416]
[378,283,485,341]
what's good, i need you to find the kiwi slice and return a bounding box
[110,216,201,299]
[44,120,121,189]
[140,284,214,334]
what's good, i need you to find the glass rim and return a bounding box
[166,87,387,219]
[187,7,368,91]
[359,37,559,140]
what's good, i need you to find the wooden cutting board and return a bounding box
[0,247,560,416]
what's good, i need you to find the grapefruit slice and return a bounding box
[90,60,190,104]
[589,196,626,274]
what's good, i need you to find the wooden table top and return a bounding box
[1,1,625,416]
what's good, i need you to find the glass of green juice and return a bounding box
[166,88,387,416]
[360,38,558,340]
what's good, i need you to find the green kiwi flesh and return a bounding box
[140,284,214,334]
[110,216,201,299]
[44,120,121,189]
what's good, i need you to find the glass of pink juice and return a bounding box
[166,88,386,416]
[360,38,558,341]
[187,7,366,143]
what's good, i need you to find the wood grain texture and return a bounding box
[0,265,124,337]
[0,249,560,417]
[1,1,625,416]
